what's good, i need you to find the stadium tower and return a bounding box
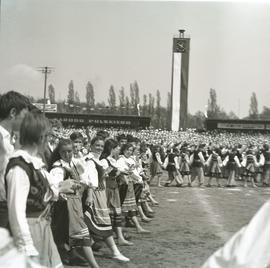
[170,30,190,131]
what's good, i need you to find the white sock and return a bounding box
[111,244,121,256]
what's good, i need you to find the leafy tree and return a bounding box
[249,92,259,119]
[119,87,125,107]
[67,80,75,104]
[48,84,55,103]
[86,82,95,107]
[125,96,130,115]
[228,111,239,119]
[156,89,161,126]
[133,80,140,106]
[142,94,148,115]
[207,88,220,118]
[260,106,270,119]
[118,87,125,115]
[108,85,116,109]
[130,83,136,113]
[75,91,80,104]
[148,93,155,116]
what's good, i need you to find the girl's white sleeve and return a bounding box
[198,152,205,165]
[84,160,99,188]
[163,156,168,169]
[259,153,265,167]
[6,167,39,256]
[174,156,180,170]
[116,158,128,173]
[222,155,229,166]
[155,153,163,165]
[205,155,212,167]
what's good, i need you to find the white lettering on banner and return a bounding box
[217,123,265,130]
[33,103,57,112]
[171,52,182,131]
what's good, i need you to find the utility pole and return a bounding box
[37,66,54,114]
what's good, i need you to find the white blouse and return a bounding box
[6,150,57,256]
[116,155,143,183]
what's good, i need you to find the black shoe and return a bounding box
[63,249,89,267]
[145,212,155,218]
[92,241,103,251]
[164,183,170,187]
[125,221,136,228]
[123,232,132,240]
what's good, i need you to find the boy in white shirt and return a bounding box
[0,91,32,228]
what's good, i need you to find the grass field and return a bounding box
[67,176,270,268]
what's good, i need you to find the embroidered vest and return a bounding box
[168,153,176,165]
[246,154,255,165]
[5,156,49,214]
[212,154,218,162]
[228,153,236,163]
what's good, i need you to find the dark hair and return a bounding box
[127,134,134,143]
[20,112,49,146]
[117,134,127,142]
[0,91,31,120]
[70,131,83,141]
[120,143,134,155]
[100,139,118,160]
[90,135,105,146]
[151,145,160,154]
[96,130,109,139]
[48,138,72,170]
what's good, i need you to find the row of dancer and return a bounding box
[150,143,270,188]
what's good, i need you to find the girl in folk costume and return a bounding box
[139,146,158,212]
[255,147,265,184]
[69,131,84,159]
[179,147,191,186]
[116,143,150,234]
[83,136,129,262]
[190,144,206,187]
[136,144,156,221]
[241,148,259,188]
[223,148,241,187]
[5,113,64,268]
[262,144,270,186]
[49,139,99,268]
[163,147,183,187]
[99,139,133,246]
[150,145,164,187]
[206,148,223,187]
[132,144,153,223]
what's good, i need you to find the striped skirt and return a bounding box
[106,183,122,227]
[180,162,190,175]
[66,195,91,247]
[84,189,113,239]
[120,180,138,216]
[209,161,222,176]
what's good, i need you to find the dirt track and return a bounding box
[68,177,270,268]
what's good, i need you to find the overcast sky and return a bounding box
[0,0,270,117]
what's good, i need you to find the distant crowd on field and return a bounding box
[50,126,270,188]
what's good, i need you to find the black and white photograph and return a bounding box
[1,0,270,267]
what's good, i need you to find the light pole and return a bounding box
[37,66,54,114]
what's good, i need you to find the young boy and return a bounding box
[0,91,32,228]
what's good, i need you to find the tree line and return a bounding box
[24,81,270,129]
[207,88,270,120]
